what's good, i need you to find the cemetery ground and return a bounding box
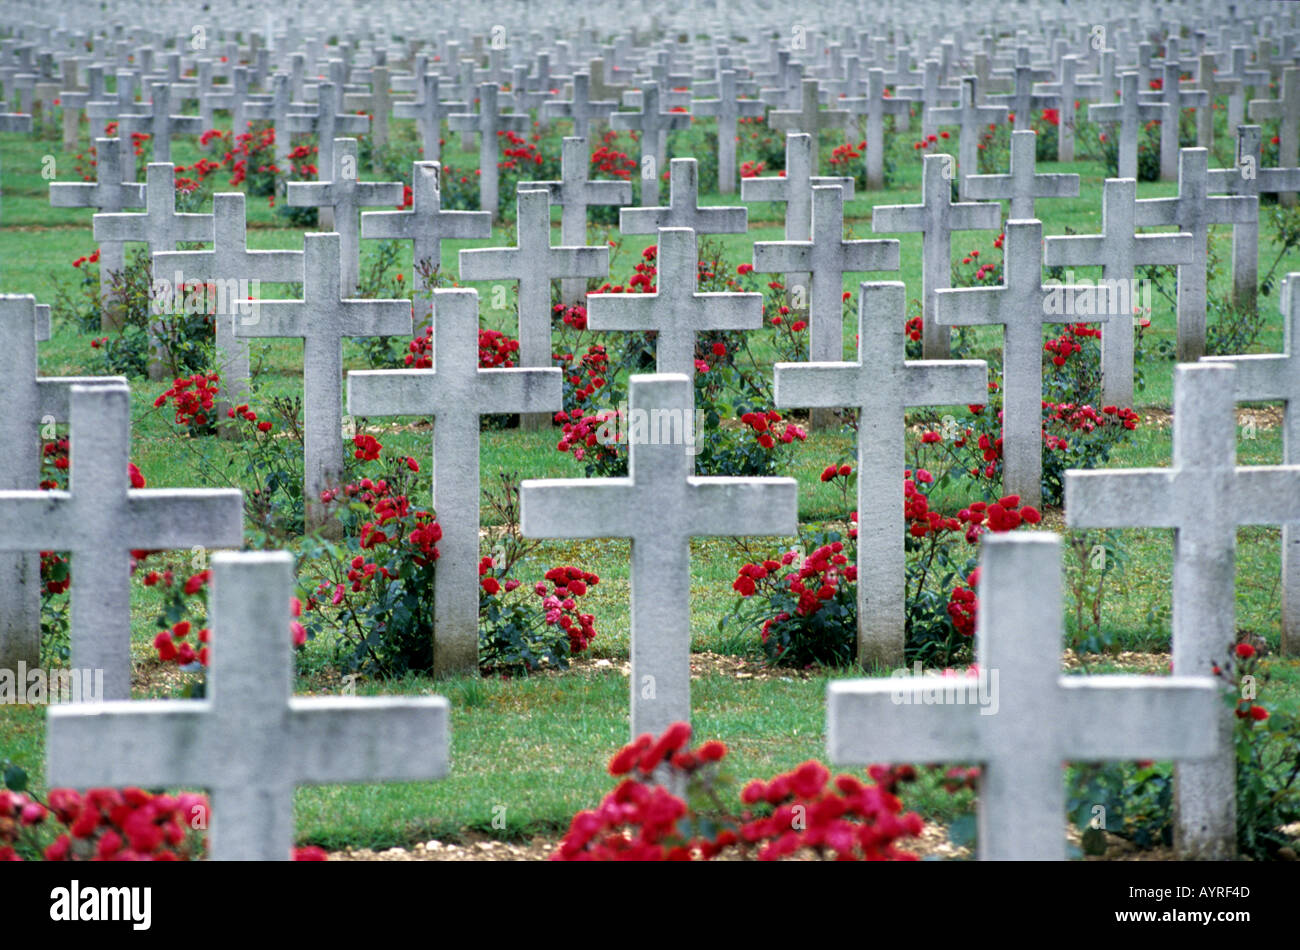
[2,114,1300,860]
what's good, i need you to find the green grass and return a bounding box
[2,107,1299,855]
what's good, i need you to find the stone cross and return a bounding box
[153,193,304,430]
[1140,63,1211,181]
[521,373,797,737]
[392,72,466,163]
[767,78,851,160]
[935,219,1109,509]
[842,69,912,189]
[520,136,631,306]
[287,138,404,295]
[141,81,203,164]
[1033,55,1103,161]
[988,64,1059,132]
[361,160,491,286]
[755,184,899,369]
[459,188,607,428]
[92,162,213,256]
[691,69,765,193]
[1065,362,1300,859]
[1204,274,1300,657]
[620,157,746,236]
[283,81,370,227]
[610,81,690,207]
[1249,66,1300,206]
[872,153,1002,358]
[587,226,761,384]
[49,137,145,331]
[1045,177,1194,406]
[928,77,1008,200]
[828,532,1219,860]
[0,381,243,700]
[448,82,528,219]
[964,129,1079,220]
[348,289,561,676]
[1193,52,1241,151]
[343,63,391,147]
[1208,125,1300,310]
[896,58,962,142]
[1135,147,1257,361]
[1089,72,1169,181]
[0,109,31,225]
[775,281,986,666]
[47,550,450,860]
[0,296,124,682]
[1219,45,1270,133]
[542,71,617,138]
[233,233,412,532]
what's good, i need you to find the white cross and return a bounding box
[1204,275,1300,657]
[928,77,1008,199]
[234,233,412,532]
[92,162,212,255]
[755,184,899,364]
[1065,362,1300,859]
[828,532,1219,860]
[964,129,1079,220]
[347,288,561,675]
[935,219,1109,509]
[448,82,528,219]
[775,281,986,666]
[610,81,690,207]
[521,374,797,737]
[1193,52,1242,151]
[140,80,203,164]
[1088,72,1169,181]
[392,72,466,164]
[620,157,746,235]
[895,58,961,142]
[1249,66,1300,206]
[1034,55,1103,161]
[587,226,761,381]
[767,77,852,159]
[0,381,243,699]
[47,550,450,860]
[1139,63,1211,181]
[287,137,404,295]
[283,80,370,202]
[1135,147,1257,361]
[542,71,617,138]
[988,63,1058,131]
[1045,177,1194,406]
[153,192,304,419]
[873,153,1002,358]
[691,69,765,193]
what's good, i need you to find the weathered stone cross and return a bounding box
[964,129,1079,220]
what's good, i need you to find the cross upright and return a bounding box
[754,184,899,367]
[1089,72,1169,181]
[775,281,987,666]
[935,219,1109,509]
[1045,177,1194,406]
[988,64,1059,132]
[47,550,450,860]
[233,232,413,532]
[1204,274,1300,657]
[1065,362,1300,859]
[828,532,1220,860]
[1034,55,1103,161]
[348,289,562,676]
[521,374,798,738]
[872,153,1002,358]
[1249,66,1300,206]
[1208,124,1300,310]
[1139,63,1211,181]
[587,227,761,388]
[620,157,746,236]
[542,71,617,138]
[153,192,304,428]
[848,68,914,190]
[287,138,404,295]
[691,69,765,193]
[964,129,1079,220]
[459,188,608,416]
[610,81,690,207]
[0,296,127,681]
[448,82,528,220]
[0,381,243,700]
[392,72,466,163]
[928,77,1008,199]
[361,160,491,284]
[49,137,145,330]
[1135,147,1257,361]
[767,78,851,161]
[520,136,631,305]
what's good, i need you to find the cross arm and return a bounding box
[1057,676,1220,760]
[904,359,989,408]
[1064,468,1176,528]
[687,477,798,538]
[547,245,609,279]
[752,239,811,274]
[774,361,861,410]
[870,204,925,235]
[739,177,787,203]
[1199,353,1291,402]
[36,376,130,420]
[457,246,518,281]
[288,697,450,783]
[827,679,984,764]
[1044,233,1106,267]
[1232,466,1300,526]
[475,367,563,416]
[127,489,245,548]
[47,702,212,787]
[843,239,902,272]
[695,291,763,330]
[233,299,306,338]
[934,285,1005,327]
[520,477,635,538]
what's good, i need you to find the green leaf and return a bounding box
[3,762,28,792]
